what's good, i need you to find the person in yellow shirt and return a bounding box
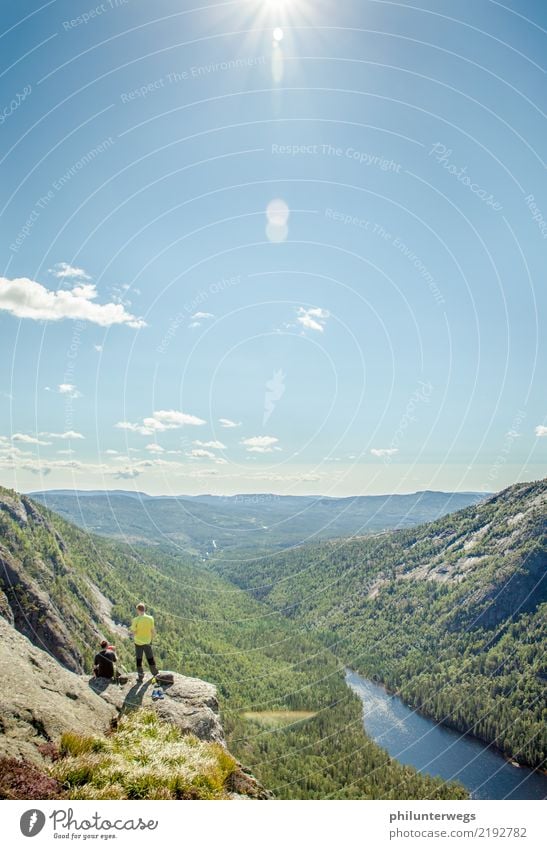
[130,602,159,682]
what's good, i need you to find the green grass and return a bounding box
[52,710,239,800]
[242,710,317,728]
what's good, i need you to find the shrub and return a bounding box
[0,757,64,800]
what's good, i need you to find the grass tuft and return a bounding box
[52,709,238,800]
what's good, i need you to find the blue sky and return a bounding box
[0,0,545,496]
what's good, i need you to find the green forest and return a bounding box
[217,479,547,769]
[0,486,467,800]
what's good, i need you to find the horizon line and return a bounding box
[25,487,493,499]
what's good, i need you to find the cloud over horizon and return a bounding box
[116,409,207,436]
[370,448,399,458]
[241,435,280,454]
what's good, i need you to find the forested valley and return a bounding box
[216,479,546,770]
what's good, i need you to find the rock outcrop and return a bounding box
[0,617,116,764]
[89,673,225,744]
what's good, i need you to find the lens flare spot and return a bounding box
[266,198,290,226]
[266,222,289,242]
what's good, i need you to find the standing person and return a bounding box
[93,640,117,680]
[130,602,159,682]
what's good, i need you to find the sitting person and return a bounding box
[93,639,117,679]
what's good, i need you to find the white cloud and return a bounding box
[535,425,547,437]
[188,322,201,328]
[57,449,76,456]
[187,448,216,460]
[146,443,165,454]
[58,383,82,399]
[49,262,91,280]
[0,276,146,328]
[94,344,103,352]
[191,312,214,320]
[105,449,119,455]
[219,418,241,429]
[370,448,399,457]
[115,421,151,436]
[11,433,51,446]
[116,409,206,437]
[193,440,226,450]
[40,430,84,439]
[241,435,280,454]
[296,306,329,333]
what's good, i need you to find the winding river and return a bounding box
[346,670,546,800]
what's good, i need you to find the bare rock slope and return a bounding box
[0,617,116,764]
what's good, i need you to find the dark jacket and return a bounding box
[93,649,117,679]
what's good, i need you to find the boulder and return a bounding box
[88,672,225,744]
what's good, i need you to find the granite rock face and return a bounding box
[0,617,116,764]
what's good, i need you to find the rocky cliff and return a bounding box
[0,616,268,799]
[0,616,115,765]
[0,488,104,673]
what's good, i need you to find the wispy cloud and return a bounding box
[0,276,145,328]
[193,440,226,450]
[187,448,216,459]
[219,418,241,429]
[370,448,399,458]
[113,468,141,479]
[116,409,206,437]
[535,425,547,437]
[40,430,84,439]
[296,306,329,333]
[252,471,322,482]
[241,435,280,454]
[11,433,51,446]
[146,443,165,454]
[49,262,91,280]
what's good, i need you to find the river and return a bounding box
[346,670,546,800]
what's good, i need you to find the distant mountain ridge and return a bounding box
[30,488,488,554]
[0,485,464,800]
[217,478,547,769]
